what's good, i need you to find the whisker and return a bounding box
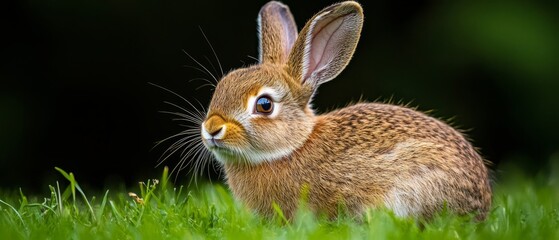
[159,111,202,125]
[197,156,210,186]
[178,124,199,128]
[181,129,202,134]
[170,157,186,182]
[165,98,207,122]
[179,143,206,185]
[149,82,207,119]
[179,140,204,162]
[183,64,209,75]
[176,143,203,180]
[182,49,218,83]
[199,26,224,78]
[152,129,196,151]
[160,134,197,154]
[157,135,200,166]
[187,76,216,88]
[205,152,214,185]
[196,148,211,185]
[170,141,203,179]
[162,100,205,120]
[192,98,208,117]
[204,56,220,80]
[194,146,208,174]
[175,152,192,180]
[183,66,217,86]
[247,55,259,62]
[150,80,215,185]
[195,83,217,91]
[187,145,206,186]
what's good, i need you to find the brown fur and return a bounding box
[224,104,491,219]
[200,1,492,220]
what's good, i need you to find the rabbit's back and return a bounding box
[307,103,492,218]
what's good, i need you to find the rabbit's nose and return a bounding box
[209,127,224,137]
[202,115,226,140]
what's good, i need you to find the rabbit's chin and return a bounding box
[210,146,295,165]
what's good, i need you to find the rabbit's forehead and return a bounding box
[209,67,290,115]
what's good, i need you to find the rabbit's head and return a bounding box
[201,1,363,164]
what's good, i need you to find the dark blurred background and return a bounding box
[2,0,558,193]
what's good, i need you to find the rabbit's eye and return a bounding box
[255,96,274,114]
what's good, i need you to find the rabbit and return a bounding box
[199,1,492,220]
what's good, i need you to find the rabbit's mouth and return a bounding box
[209,146,247,164]
[203,138,236,154]
[205,138,224,148]
[204,141,233,155]
[205,140,279,164]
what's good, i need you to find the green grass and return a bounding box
[1,165,558,239]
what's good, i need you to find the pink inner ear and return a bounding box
[306,15,345,80]
[280,8,297,61]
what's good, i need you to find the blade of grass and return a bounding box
[54,167,97,221]
[71,173,97,222]
[109,200,123,222]
[25,203,57,216]
[18,188,28,212]
[160,166,169,197]
[0,199,26,229]
[272,202,289,225]
[57,182,63,212]
[96,190,110,221]
[55,167,75,204]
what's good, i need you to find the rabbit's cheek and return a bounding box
[248,120,290,149]
[221,123,249,146]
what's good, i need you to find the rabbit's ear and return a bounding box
[287,1,363,88]
[258,1,298,64]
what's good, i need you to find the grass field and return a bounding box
[1,165,558,239]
